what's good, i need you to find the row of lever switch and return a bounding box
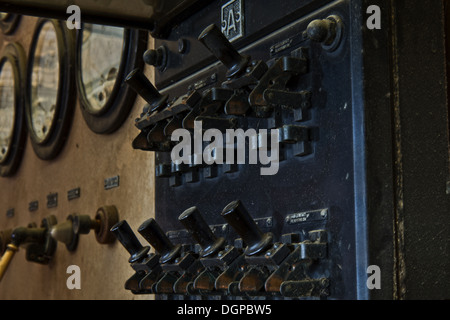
[111,200,328,298]
[126,24,314,156]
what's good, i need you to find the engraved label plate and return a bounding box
[6,208,14,218]
[104,175,120,190]
[286,209,328,225]
[67,187,81,200]
[29,201,39,212]
[221,0,244,42]
[47,193,58,208]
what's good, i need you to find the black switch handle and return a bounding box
[198,24,250,78]
[125,68,168,112]
[138,218,181,264]
[110,220,149,263]
[178,207,225,258]
[221,200,273,256]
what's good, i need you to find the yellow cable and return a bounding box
[0,244,18,282]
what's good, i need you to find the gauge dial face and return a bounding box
[0,60,15,163]
[80,24,124,113]
[30,21,60,143]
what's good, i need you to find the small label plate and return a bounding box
[221,0,244,42]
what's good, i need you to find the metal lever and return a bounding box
[0,216,57,281]
[0,226,46,282]
[221,200,273,256]
[137,218,181,264]
[178,207,225,258]
[198,24,250,78]
[125,68,168,113]
[138,218,206,295]
[111,220,150,263]
[111,220,163,294]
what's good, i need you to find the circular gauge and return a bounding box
[25,19,76,160]
[76,24,148,134]
[0,13,21,35]
[0,43,27,177]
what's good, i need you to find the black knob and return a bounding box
[198,24,250,78]
[10,226,46,246]
[138,218,181,264]
[221,200,273,256]
[178,207,225,258]
[306,19,333,43]
[143,46,167,70]
[110,220,150,263]
[125,68,168,112]
[305,15,343,51]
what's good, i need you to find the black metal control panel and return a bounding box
[114,0,449,300]
[117,0,368,300]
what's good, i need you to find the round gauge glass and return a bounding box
[0,60,15,163]
[76,24,147,134]
[30,21,60,144]
[80,24,124,114]
[26,18,76,161]
[0,42,27,177]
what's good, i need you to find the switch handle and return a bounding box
[125,68,168,112]
[221,200,273,256]
[138,218,180,264]
[110,220,149,263]
[198,24,249,78]
[178,207,225,257]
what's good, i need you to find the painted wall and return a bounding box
[0,16,155,300]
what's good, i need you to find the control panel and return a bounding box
[1,0,448,301]
[119,0,362,300]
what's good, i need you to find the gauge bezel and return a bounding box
[25,18,76,160]
[0,43,27,177]
[75,24,148,134]
[0,13,21,35]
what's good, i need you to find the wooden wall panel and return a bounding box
[0,16,155,300]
